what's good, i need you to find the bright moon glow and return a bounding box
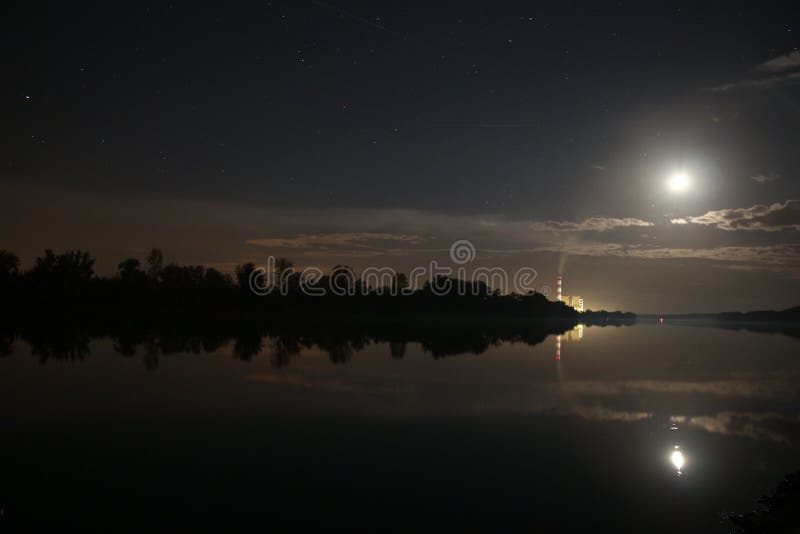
[668,172,691,192]
[671,450,685,471]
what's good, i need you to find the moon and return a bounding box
[667,171,691,193]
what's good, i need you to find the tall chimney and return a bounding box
[556,275,562,301]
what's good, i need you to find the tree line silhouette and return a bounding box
[0,247,609,322]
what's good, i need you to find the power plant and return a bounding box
[555,275,585,312]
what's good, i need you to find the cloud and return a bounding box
[756,50,800,73]
[243,216,657,264]
[246,233,427,249]
[530,217,653,232]
[706,70,800,91]
[532,242,800,271]
[670,200,800,231]
[625,244,800,265]
[707,50,800,91]
[751,173,780,184]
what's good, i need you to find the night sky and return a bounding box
[2,1,799,312]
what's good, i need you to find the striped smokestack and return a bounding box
[556,275,562,301]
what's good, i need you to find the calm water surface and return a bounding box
[2,323,799,531]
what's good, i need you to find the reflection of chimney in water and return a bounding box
[556,275,562,301]
[555,334,561,361]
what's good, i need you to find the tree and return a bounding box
[0,250,20,284]
[274,257,293,277]
[30,249,94,282]
[26,249,95,302]
[146,248,164,282]
[235,262,257,291]
[392,272,408,295]
[274,257,293,292]
[203,267,232,291]
[0,250,20,277]
[118,258,143,281]
[161,264,204,291]
[0,250,20,298]
[330,264,356,296]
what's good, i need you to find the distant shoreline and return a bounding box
[639,306,800,323]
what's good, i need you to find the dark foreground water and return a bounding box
[1,322,799,532]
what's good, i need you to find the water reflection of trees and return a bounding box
[389,341,406,359]
[26,329,91,364]
[1,332,15,357]
[2,320,579,370]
